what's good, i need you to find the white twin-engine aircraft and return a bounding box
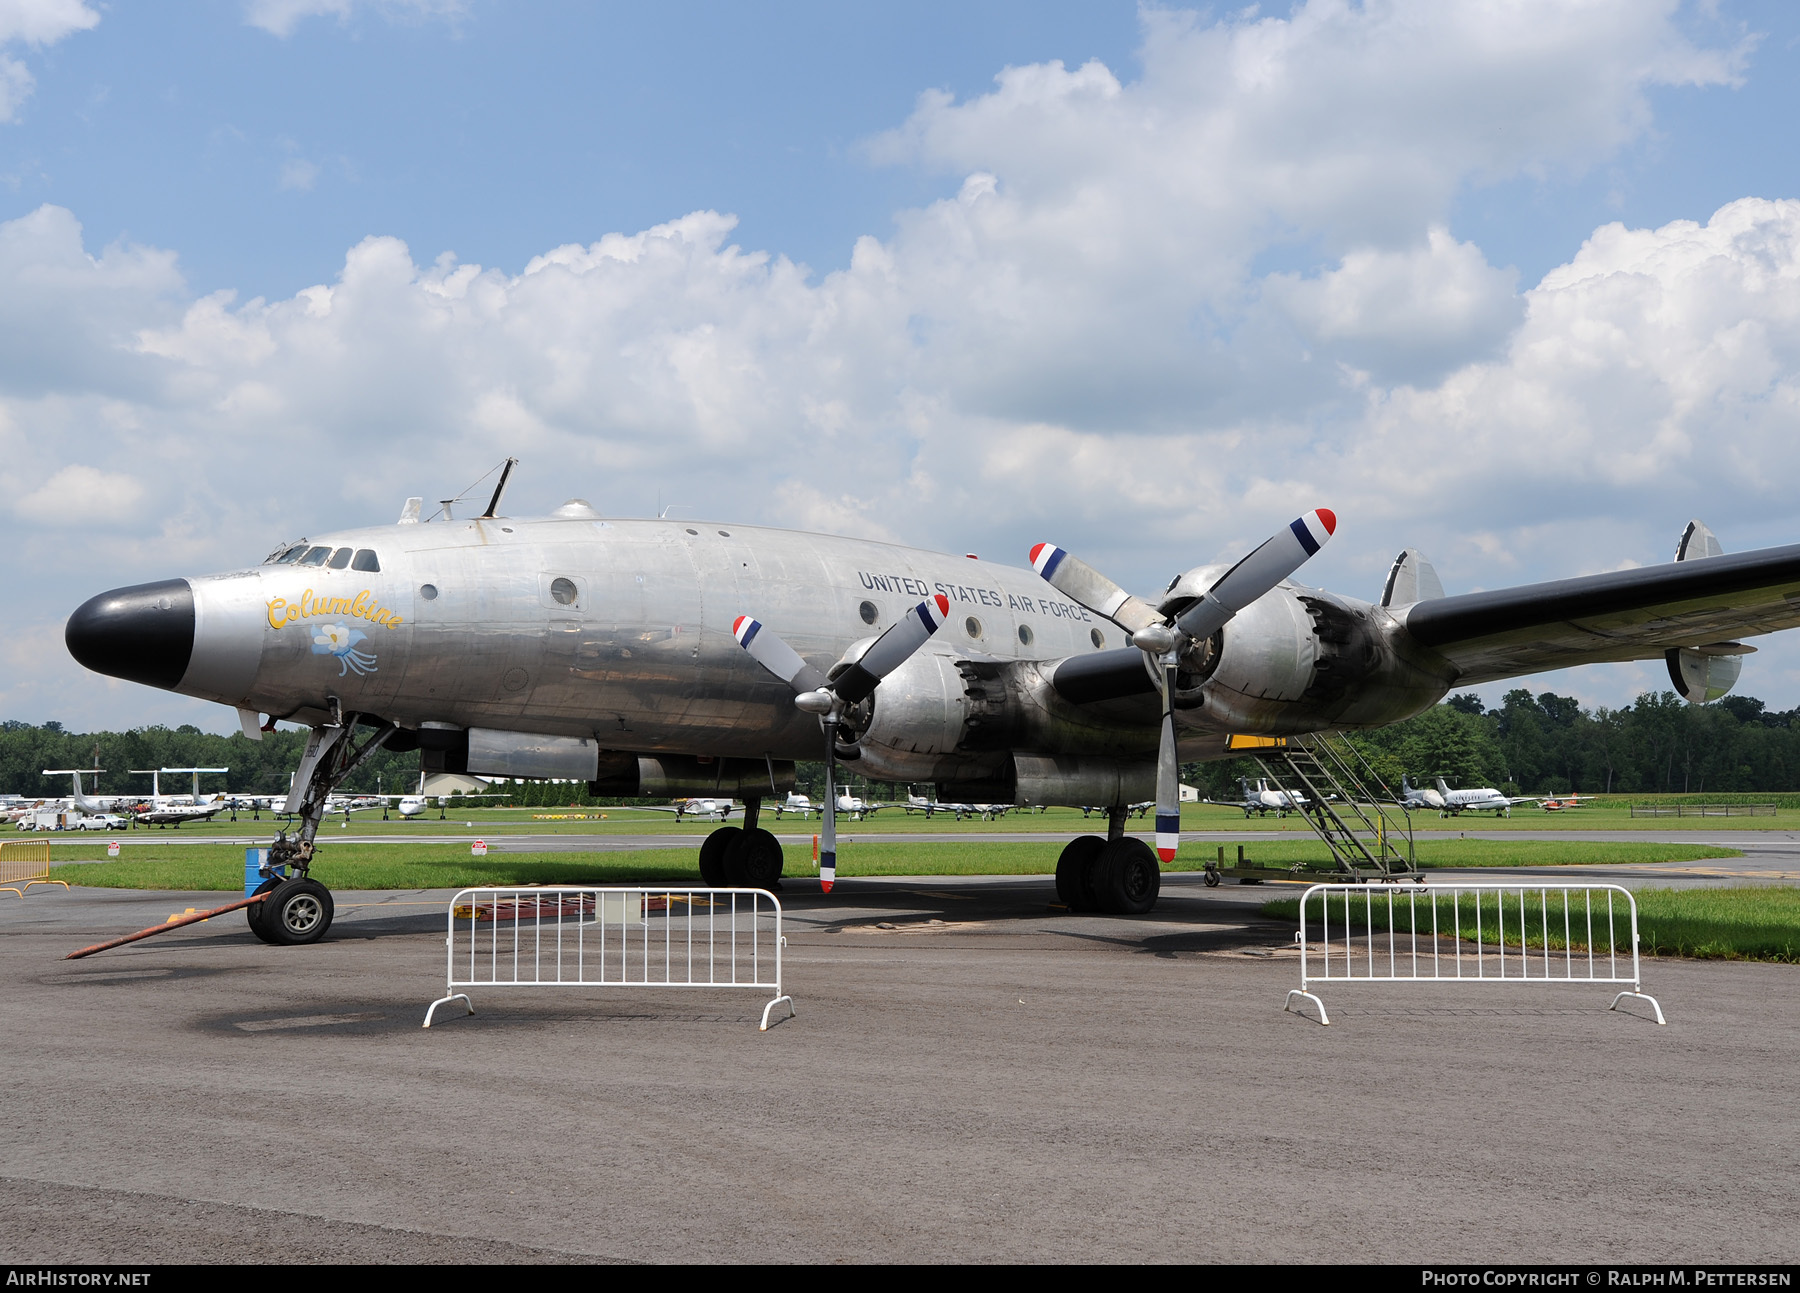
[64,468,1796,945]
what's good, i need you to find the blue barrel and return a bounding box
[244,847,283,895]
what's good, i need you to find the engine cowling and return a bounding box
[1156,567,1454,734]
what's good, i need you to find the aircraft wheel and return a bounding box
[1093,838,1160,916]
[246,875,281,944]
[724,827,784,889]
[263,877,334,946]
[1055,835,1106,911]
[698,826,740,887]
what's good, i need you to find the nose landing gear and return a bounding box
[247,875,335,945]
[250,714,397,946]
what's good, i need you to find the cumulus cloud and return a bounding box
[0,0,98,122]
[5,0,1794,726]
[244,0,465,38]
[1265,227,1522,384]
[13,464,146,525]
[0,0,98,46]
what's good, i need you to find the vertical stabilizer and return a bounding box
[1670,523,1745,703]
[1674,520,1724,562]
[1381,549,1445,608]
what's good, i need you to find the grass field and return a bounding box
[1260,885,1800,963]
[25,797,1790,843]
[49,837,1739,891]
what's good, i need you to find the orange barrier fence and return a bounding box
[0,840,66,898]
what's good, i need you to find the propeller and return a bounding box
[1030,509,1336,862]
[733,594,951,892]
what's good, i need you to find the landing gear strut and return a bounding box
[698,796,784,889]
[1055,806,1160,916]
[249,713,396,946]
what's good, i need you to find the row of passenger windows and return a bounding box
[267,543,381,572]
[857,598,1110,649]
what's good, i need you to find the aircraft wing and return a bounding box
[1402,544,1800,685]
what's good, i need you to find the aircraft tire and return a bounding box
[263,877,334,946]
[246,876,282,944]
[1055,835,1106,911]
[1093,838,1159,916]
[698,826,740,888]
[724,827,784,889]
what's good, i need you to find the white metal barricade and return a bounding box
[424,886,794,1030]
[1283,883,1664,1026]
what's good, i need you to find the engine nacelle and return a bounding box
[1155,567,1456,734]
[850,644,1159,785]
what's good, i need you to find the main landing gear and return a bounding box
[698,796,785,889]
[1055,806,1160,916]
[249,712,395,947]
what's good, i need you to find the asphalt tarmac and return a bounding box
[1,867,1795,1264]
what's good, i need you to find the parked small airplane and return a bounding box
[770,792,815,819]
[126,768,229,826]
[1431,777,1537,817]
[609,797,741,821]
[1212,777,1310,818]
[1396,775,1447,813]
[1539,793,1598,811]
[43,770,140,819]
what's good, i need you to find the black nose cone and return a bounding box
[66,579,196,689]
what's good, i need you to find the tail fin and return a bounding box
[1436,777,1452,795]
[1381,549,1445,607]
[1675,520,1724,562]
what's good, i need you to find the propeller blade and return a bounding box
[1028,544,1163,633]
[1171,509,1336,643]
[732,616,829,694]
[1155,660,1180,863]
[819,725,838,893]
[830,595,951,704]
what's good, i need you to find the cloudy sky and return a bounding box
[5,0,1800,732]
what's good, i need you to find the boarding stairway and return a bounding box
[1250,734,1419,882]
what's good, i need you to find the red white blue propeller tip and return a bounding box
[1290,509,1336,555]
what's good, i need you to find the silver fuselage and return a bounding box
[127,513,1456,774]
[185,517,1136,760]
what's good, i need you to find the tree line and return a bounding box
[0,721,420,799]
[8,685,1800,804]
[1184,689,1800,800]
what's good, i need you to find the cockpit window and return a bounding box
[296,546,330,566]
[351,549,381,572]
[268,543,308,565]
[327,547,353,569]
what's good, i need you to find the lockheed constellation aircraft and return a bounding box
[63,463,1797,943]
